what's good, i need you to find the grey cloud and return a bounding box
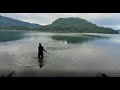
[94,16,120,26]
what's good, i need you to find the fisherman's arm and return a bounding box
[43,47,47,52]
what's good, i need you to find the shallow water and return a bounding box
[0,30,120,77]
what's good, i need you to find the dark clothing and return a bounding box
[38,52,43,59]
[38,45,45,59]
[38,46,45,52]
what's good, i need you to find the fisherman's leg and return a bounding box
[41,53,43,59]
[38,52,40,59]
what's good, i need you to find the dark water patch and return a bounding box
[81,34,109,39]
[0,30,27,42]
[51,35,109,44]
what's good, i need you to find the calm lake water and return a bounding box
[0,30,120,77]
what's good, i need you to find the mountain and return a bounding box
[0,15,42,30]
[39,17,118,34]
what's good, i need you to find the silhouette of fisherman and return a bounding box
[38,43,47,60]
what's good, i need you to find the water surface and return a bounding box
[0,30,120,77]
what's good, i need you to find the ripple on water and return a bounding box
[46,46,70,50]
[12,52,49,67]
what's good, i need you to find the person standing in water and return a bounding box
[38,43,47,59]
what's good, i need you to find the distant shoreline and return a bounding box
[0,29,119,34]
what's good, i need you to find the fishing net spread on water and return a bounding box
[12,52,48,67]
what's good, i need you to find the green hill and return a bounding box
[39,17,118,34]
[0,15,42,30]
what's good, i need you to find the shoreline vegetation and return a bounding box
[0,29,118,35]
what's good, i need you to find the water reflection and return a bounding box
[0,30,26,42]
[80,34,109,38]
[51,34,109,44]
[0,31,120,77]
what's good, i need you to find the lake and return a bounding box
[0,30,120,77]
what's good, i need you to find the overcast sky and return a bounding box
[0,13,120,30]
